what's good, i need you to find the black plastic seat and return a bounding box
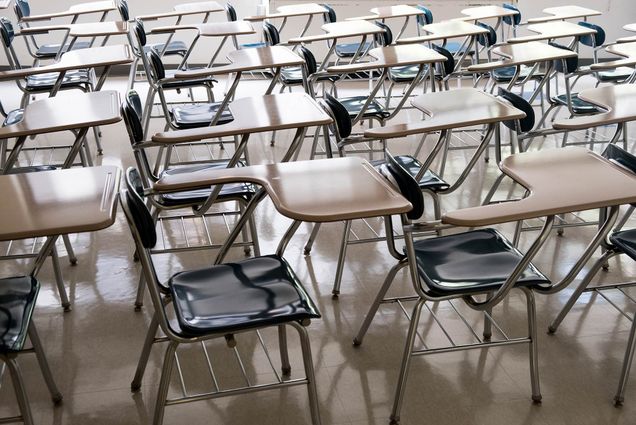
[492,66,545,83]
[552,93,603,114]
[0,276,38,353]
[24,69,92,91]
[144,41,189,58]
[388,65,423,83]
[371,155,449,192]
[597,67,634,83]
[3,108,23,126]
[5,165,57,174]
[34,41,92,59]
[170,103,234,129]
[411,228,551,297]
[611,229,636,261]
[335,41,372,58]
[170,254,320,335]
[337,96,390,120]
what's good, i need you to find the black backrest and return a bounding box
[476,22,497,47]
[117,0,130,21]
[146,49,166,81]
[321,4,336,24]
[323,92,352,139]
[374,21,393,46]
[382,152,424,220]
[263,22,280,46]
[0,17,15,48]
[225,3,238,21]
[123,168,157,249]
[121,90,144,145]
[497,88,535,133]
[416,5,433,26]
[603,144,636,176]
[299,46,317,75]
[432,44,454,77]
[578,21,606,48]
[13,0,29,20]
[549,42,578,74]
[132,19,147,48]
[502,4,521,26]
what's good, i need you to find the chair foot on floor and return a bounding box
[614,396,624,406]
[352,338,362,346]
[532,395,542,403]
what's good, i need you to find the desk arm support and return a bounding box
[463,215,555,311]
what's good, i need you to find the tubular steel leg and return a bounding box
[614,316,636,406]
[4,357,35,425]
[390,300,425,425]
[28,323,63,403]
[62,235,77,265]
[293,322,322,425]
[304,223,322,255]
[51,247,71,311]
[278,325,291,375]
[523,287,542,402]
[354,260,408,346]
[131,313,160,391]
[153,341,178,425]
[134,273,145,311]
[332,220,352,298]
[483,304,493,341]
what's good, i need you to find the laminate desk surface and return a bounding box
[623,23,636,33]
[138,1,223,21]
[0,91,120,138]
[149,21,255,37]
[20,21,128,37]
[443,147,636,227]
[607,41,636,60]
[507,21,596,44]
[0,45,133,81]
[154,157,412,222]
[20,1,116,22]
[173,46,304,79]
[397,20,489,44]
[457,5,519,21]
[0,1,11,9]
[0,166,121,241]
[151,93,332,143]
[467,41,578,72]
[527,5,602,24]
[347,5,425,21]
[553,85,636,130]
[326,44,446,73]
[244,3,328,21]
[364,88,525,139]
[288,21,384,44]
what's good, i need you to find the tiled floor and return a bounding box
[1,75,636,425]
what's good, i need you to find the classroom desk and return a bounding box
[468,41,578,103]
[346,5,425,39]
[0,1,11,9]
[606,41,636,61]
[507,21,596,45]
[458,5,519,23]
[244,1,328,40]
[137,1,224,21]
[0,91,121,172]
[18,1,117,23]
[0,44,133,95]
[151,93,332,164]
[149,21,255,68]
[0,165,121,309]
[527,5,602,24]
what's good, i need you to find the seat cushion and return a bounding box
[371,155,449,192]
[145,40,189,57]
[610,229,636,261]
[169,255,321,335]
[492,66,545,83]
[25,70,92,91]
[597,67,634,82]
[412,228,550,296]
[170,102,234,129]
[0,276,39,353]
[338,96,390,120]
[159,162,255,207]
[552,93,604,114]
[335,41,372,58]
[35,41,91,58]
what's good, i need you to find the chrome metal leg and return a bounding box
[483,305,493,341]
[278,325,291,375]
[304,223,322,255]
[28,323,63,403]
[614,314,636,405]
[247,211,261,257]
[131,313,160,391]
[134,273,145,311]
[153,341,178,425]
[293,322,322,425]
[62,234,77,265]
[332,220,352,297]
[92,125,103,155]
[390,299,425,424]
[239,201,252,256]
[51,247,71,312]
[4,357,35,425]
[354,260,407,346]
[523,288,542,402]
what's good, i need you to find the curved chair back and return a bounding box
[549,42,578,74]
[322,92,352,140]
[121,90,144,145]
[476,22,497,48]
[497,88,535,133]
[130,19,148,60]
[299,46,318,75]
[263,22,280,46]
[416,5,433,26]
[13,0,29,21]
[321,4,337,24]
[225,3,238,21]
[145,49,166,82]
[503,3,521,26]
[123,169,157,249]
[0,17,15,48]
[117,0,130,21]
[578,21,606,48]
[432,44,454,77]
[383,152,424,220]
[374,21,393,46]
